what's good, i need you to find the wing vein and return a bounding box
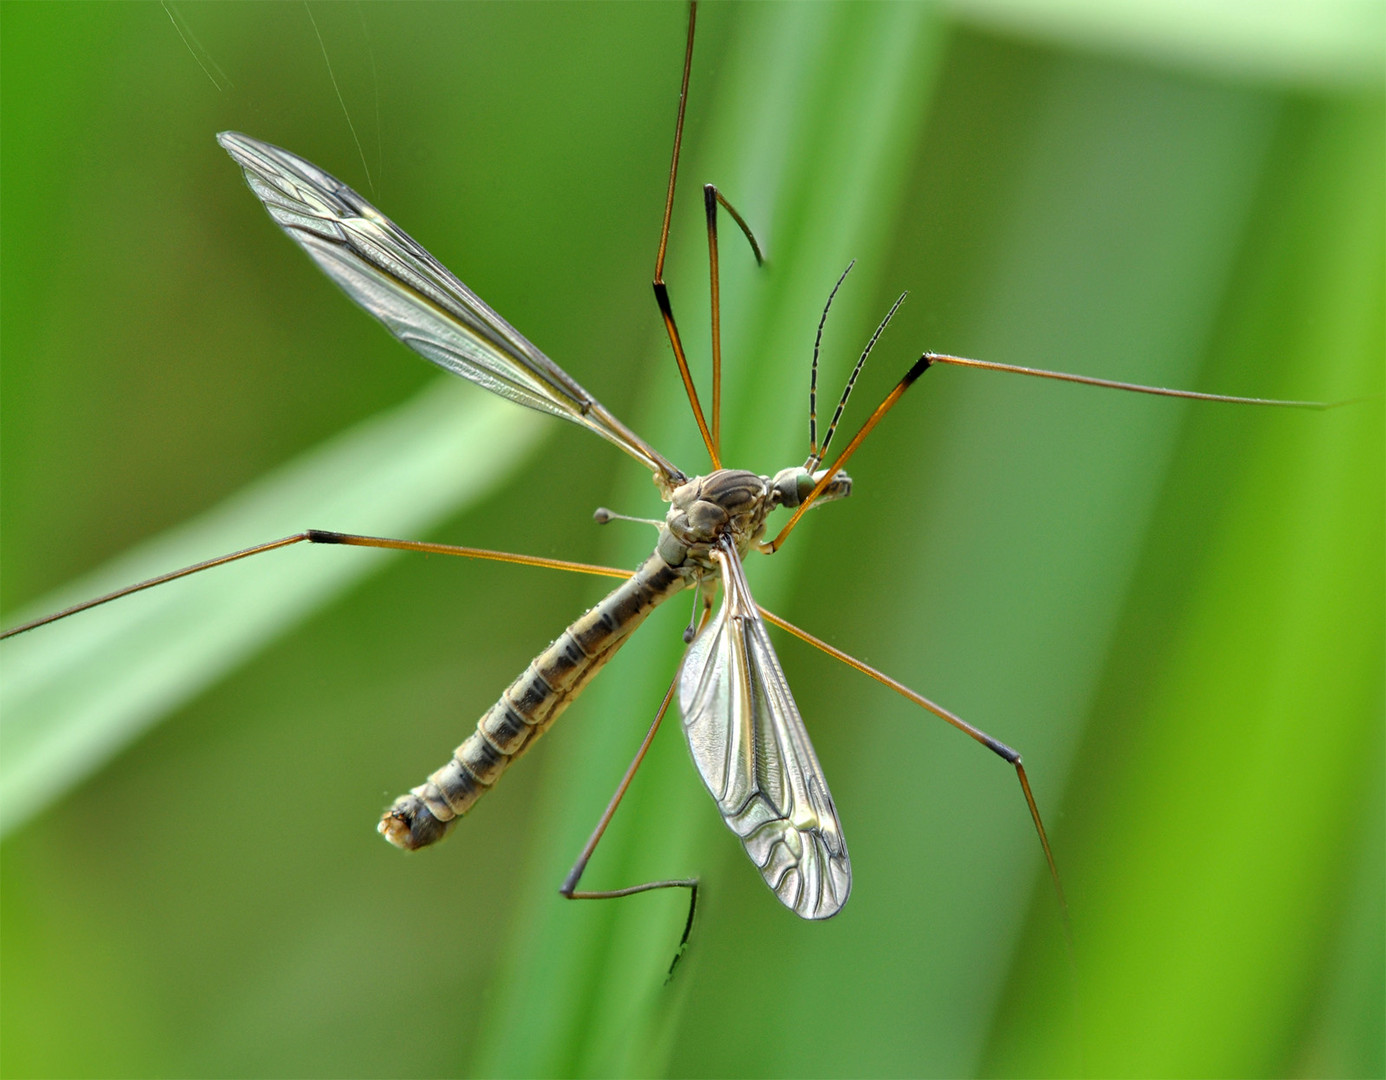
[218,132,683,488]
[677,538,850,918]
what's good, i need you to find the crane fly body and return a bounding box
[215,125,863,919]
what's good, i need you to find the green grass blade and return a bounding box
[984,93,1385,1078]
[470,5,945,1076]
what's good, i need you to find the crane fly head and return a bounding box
[771,465,852,510]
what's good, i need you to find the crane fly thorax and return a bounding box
[659,470,771,569]
[656,464,854,572]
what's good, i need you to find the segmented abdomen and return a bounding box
[378,551,689,850]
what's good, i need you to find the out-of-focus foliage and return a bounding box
[1,3,1379,1077]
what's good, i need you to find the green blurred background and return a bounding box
[1,2,1381,1077]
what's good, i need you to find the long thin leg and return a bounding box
[1,530,632,639]
[757,603,1072,946]
[703,182,767,457]
[705,182,722,455]
[653,4,766,471]
[652,2,718,467]
[560,672,699,976]
[768,344,1341,555]
[926,353,1340,409]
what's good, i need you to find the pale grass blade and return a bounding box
[0,384,544,836]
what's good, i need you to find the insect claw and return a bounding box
[664,880,699,983]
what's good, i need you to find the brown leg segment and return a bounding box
[559,672,699,978]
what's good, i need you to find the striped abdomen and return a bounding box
[378,551,690,850]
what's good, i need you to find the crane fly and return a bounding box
[1,3,1335,941]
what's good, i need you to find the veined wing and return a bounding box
[217,132,683,489]
[678,538,850,919]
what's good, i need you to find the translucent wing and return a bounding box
[217,132,682,489]
[678,539,850,919]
